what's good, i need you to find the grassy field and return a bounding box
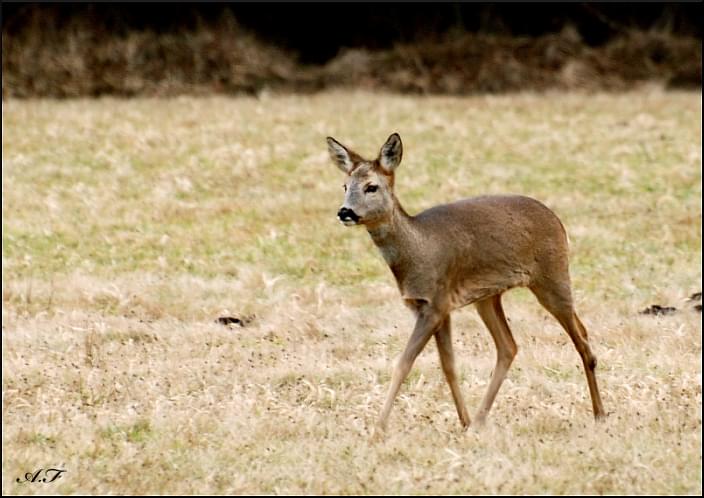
[2,89,702,495]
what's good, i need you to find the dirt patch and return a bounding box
[640,292,702,316]
[640,304,678,316]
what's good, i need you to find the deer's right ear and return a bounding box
[327,137,355,174]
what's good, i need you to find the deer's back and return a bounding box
[409,194,570,308]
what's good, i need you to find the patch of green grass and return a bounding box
[101,419,153,444]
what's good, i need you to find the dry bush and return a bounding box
[322,27,702,94]
[2,8,299,98]
[2,8,701,98]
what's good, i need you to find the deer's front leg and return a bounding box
[376,301,445,433]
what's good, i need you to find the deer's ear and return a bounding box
[327,137,357,174]
[379,133,402,172]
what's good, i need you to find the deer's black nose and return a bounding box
[337,207,360,223]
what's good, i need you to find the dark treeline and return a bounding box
[2,3,701,97]
[3,3,701,63]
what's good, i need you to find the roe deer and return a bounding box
[327,133,606,433]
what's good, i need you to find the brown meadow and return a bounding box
[2,89,701,494]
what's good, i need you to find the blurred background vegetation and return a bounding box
[2,2,701,98]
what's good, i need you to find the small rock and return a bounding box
[640,305,677,316]
[217,316,244,327]
[216,315,255,327]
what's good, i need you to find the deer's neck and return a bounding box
[366,196,419,272]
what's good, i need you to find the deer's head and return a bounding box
[326,133,403,227]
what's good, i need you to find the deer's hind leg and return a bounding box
[474,294,518,425]
[529,281,606,419]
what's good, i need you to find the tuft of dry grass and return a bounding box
[2,89,702,494]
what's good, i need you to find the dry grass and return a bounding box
[2,89,702,494]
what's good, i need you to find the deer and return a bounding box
[326,132,606,434]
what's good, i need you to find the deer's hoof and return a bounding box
[370,424,387,443]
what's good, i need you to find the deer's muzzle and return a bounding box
[337,207,360,226]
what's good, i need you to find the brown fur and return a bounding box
[327,133,606,433]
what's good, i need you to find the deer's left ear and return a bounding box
[379,133,403,172]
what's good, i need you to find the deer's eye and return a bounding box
[364,185,378,194]
[343,184,347,192]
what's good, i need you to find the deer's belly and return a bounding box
[448,270,531,309]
